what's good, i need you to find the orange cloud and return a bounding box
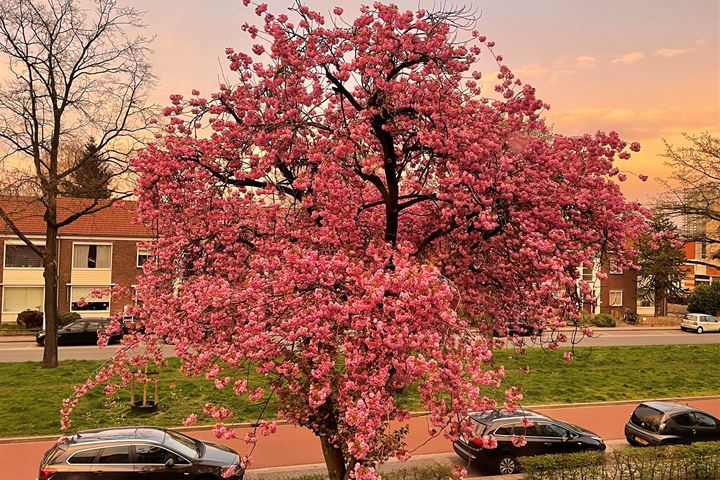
[654,47,694,58]
[612,51,646,64]
[575,56,597,69]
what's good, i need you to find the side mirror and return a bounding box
[165,457,176,468]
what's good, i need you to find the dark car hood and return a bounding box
[36,330,45,338]
[200,441,239,467]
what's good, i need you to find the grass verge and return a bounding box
[0,344,717,438]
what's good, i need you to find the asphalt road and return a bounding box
[2,398,720,480]
[1,328,719,362]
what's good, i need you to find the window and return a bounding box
[609,290,623,307]
[61,322,86,333]
[73,244,111,269]
[135,445,185,464]
[699,241,708,260]
[4,244,43,268]
[137,247,150,267]
[68,448,101,464]
[494,425,514,436]
[691,412,717,428]
[579,265,594,283]
[71,287,110,312]
[537,423,568,438]
[2,287,44,313]
[97,446,131,464]
[163,430,199,460]
[609,257,623,275]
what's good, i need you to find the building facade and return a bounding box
[581,258,639,317]
[0,198,153,324]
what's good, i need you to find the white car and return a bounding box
[680,313,720,333]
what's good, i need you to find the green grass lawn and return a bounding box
[0,344,718,438]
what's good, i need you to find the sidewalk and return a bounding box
[0,335,35,342]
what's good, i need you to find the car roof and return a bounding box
[66,426,166,446]
[470,409,548,424]
[639,401,695,414]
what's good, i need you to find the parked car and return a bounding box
[624,401,720,447]
[453,409,605,474]
[493,321,544,338]
[36,318,122,346]
[680,313,720,334]
[37,426,244,480]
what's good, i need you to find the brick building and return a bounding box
[0,197,154,324]
[580,257,638,317]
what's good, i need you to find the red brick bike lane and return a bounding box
[3,398,719,480]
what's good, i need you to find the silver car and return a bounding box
[680,313,720,334]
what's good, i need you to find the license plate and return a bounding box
[635,436,648,445]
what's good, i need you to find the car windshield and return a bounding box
[163,430,200,459]
[554,420,582,433]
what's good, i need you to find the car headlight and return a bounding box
[591,435,603,443]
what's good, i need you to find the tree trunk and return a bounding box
[41,222,59,368]
[320,435,346,480]
[654,288,667,317]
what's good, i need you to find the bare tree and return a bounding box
[0,0,155,367]
[658,133,720,269]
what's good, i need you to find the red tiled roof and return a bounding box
[0,197,154,238]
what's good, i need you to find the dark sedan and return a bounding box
[38,426,243,480]
[453,409,605,474]
[625,401,720,446]
[36,318,122,346]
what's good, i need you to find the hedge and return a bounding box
[520,442,720,480]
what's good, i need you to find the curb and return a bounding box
[3,396,719,445]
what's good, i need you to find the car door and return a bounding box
[93,445,135,479]
[690,412,720,442]
[133,444,194,479]
[705,315,720,332]
[512,424,546,458]
[83,321,102,345]
[532,422,570,455]
[58,322,87,345]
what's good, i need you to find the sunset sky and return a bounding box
[129,0,719,204]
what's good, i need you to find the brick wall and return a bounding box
[110,240,141,316]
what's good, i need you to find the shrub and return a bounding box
[58,311,81,326]
[16,309,43,329]
[579,312,616,328]
[592,313,616,327]
[521,441,720,480]
[688,282,720,315]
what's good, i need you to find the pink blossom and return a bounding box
[182,414,198,426]
[563,351,574,362]
[333,7,344,15]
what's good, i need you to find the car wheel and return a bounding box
[697,326,704,334]
[497,454,517,474]
[36,339,44,346]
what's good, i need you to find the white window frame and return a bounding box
[3,240,45,270]
[136,246,150,268]
[609,290,623,307]
[71,242,113,270]
[69,286,111,313]
[2,286,45,314]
